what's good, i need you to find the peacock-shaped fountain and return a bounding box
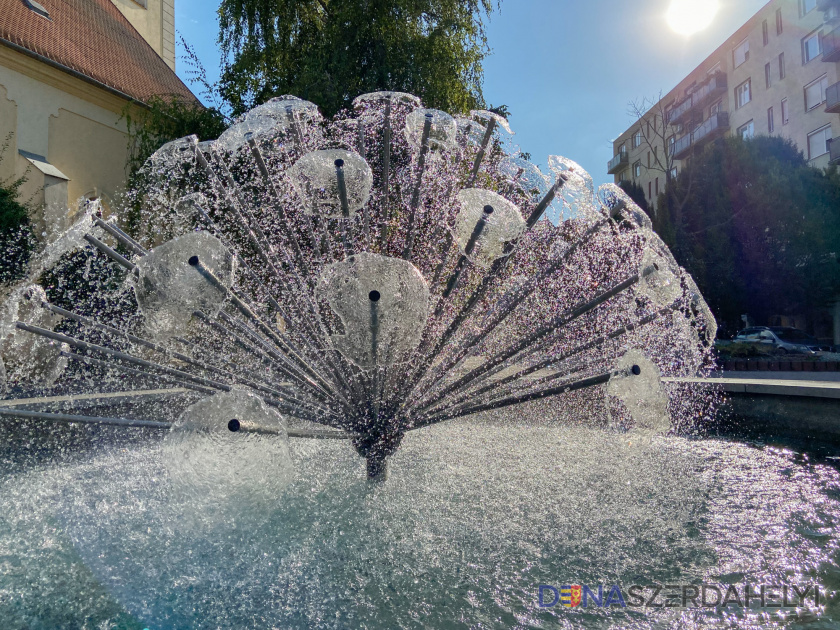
[0,92,717,482]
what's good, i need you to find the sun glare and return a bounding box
[667,0,720,37]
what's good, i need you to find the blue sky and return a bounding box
[174,0,769,186]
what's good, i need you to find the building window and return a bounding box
[776,8,783,35]
[647,152,651,168]
[805,74,828,110]
[779,52,785,79]
[808,125,832,159]
[633,161,641,178]
[763,20,769,46]
[782,98,790,124]
[619,143,627,155]
[619,170,629,183]
[801,0,817,16]
[632,130,642,148]
[655,177,659,196]
[802,30,821,64]
[648,182,652,200]
[735,80,752,108]
[670,167,678,179]
[738,120,755,140]
[733,38,750,68]
[768,107,775,133]
[765,63,772,89]
[668,136,676,154]
[710,100,723,115]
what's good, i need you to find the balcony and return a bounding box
[693,112,729,148]
[667,97,694,126]
[689,73,727,110]
[827,82,840,114]
[818,0,840,12]
[671,134,692,160]
[667,73,727,126]
[830,138,840,165]
[823,26,840,62]
[670,112,729,161]
[607,151,629,175]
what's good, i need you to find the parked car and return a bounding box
[732,326,833,353]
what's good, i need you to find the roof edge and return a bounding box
[0,36,148,108]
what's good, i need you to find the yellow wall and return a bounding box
[0,84,17,185]
[110,0,176,70]
[0,45,140,237]
[50,108,130,211]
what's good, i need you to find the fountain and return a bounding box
[0,93,837,628]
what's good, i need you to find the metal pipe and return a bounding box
[525,172,569,229]
[395,175,576,404]
[408,266,656,415]
[92,217,147,257]
[379,101,392,251]
[15,322,232,392]
[285,104,306,149]
[335,158,353,254]
[227,418,353,439]
[402,113,434,259]
[357,119,366,160]
[188,256,336,398]
[83,233,135,270]
[413,366,641,430]
[423,305,675,416]
[184,191,349,392]
[401,213,616,405]
[0,407,351,437]
[0,408,171,429]
[61,350,217,395]
[442,205,493,299]
[465,117,497,187]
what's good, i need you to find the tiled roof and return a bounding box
[0,0,196,103]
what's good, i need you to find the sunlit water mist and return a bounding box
[1,417,838,629]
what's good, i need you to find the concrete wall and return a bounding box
[109,0,176,70]
[0,46,135,237]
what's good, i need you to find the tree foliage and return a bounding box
[619,179,649,215]
[217,0,496,116]
[653,136,840,336]
[0,134,35,284]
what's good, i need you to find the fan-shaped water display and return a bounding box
[1,91,718,480]
[3,93,840,630]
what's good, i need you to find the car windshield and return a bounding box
[770,328,815,342]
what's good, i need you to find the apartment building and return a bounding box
[608,0,840,210]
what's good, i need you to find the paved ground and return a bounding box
[667,376,840,399]
[710,370,840,383]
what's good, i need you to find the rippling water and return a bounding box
[1,418,838,629]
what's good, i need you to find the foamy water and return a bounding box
[1,419,838,629]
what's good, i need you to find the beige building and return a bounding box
[608,0,840,344]
[608,0,840,208]
[0,0,192,237]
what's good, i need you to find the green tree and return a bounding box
[0,134,35,284]
[122,41,229,179]
[217,0,496,116]
[619,179,649,215]
[655,135,840,336]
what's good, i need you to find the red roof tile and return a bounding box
[0,0,196,103]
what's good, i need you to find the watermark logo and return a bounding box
[559,585,581,608]
[538,583,820,610]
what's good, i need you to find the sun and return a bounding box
[667,0,720,36]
